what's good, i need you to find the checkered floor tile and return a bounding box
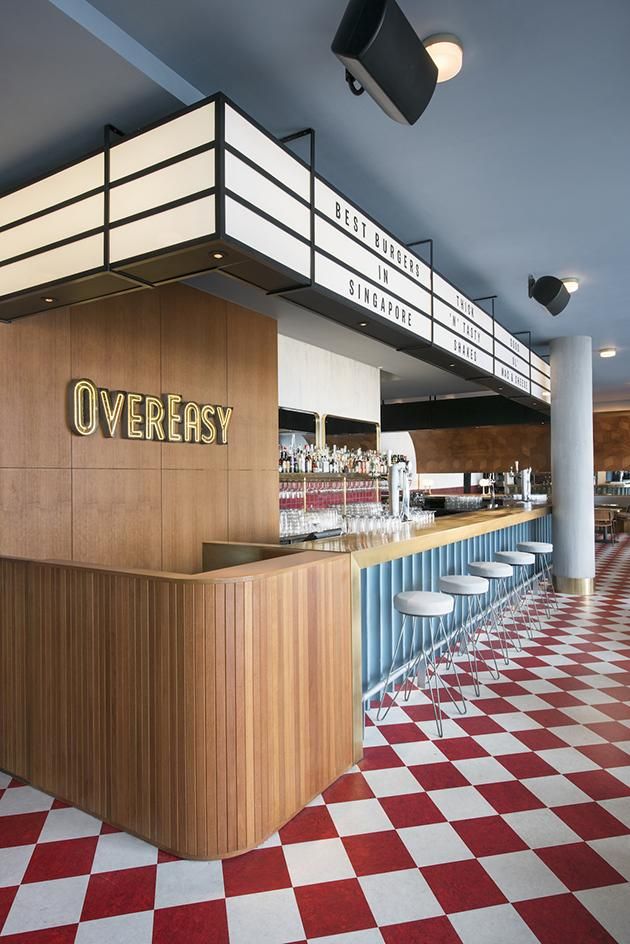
[2,537,630,942]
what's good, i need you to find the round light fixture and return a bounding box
[41,296,56,304]
[423,34,463,83]
[357,321,368,327]
[211,251,225,260]
[562,277,580,294]
[599,347,617,358]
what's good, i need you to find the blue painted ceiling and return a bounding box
[2,0,629,405]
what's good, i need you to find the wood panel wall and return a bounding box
[0,552,354,859]
[410,411,629,473]
[594,410,630,470]
[411,423,552,473]
[0,284,278,572]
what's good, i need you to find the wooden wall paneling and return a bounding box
[214,579,228,855]
[242,578,256,849]
[70,291,162,470]
[411,423,551,473]
[226,302,278,472]
[27,563,109,817]
[72,469,162,570]
[0,469,72,560]
[594,410,630,470]
[0,559,28,778]
[203,583,218,856]
[224,579,238,854]
[410,412,630,474]
[228,469,279,544]
[0,285,279,572]
[0,309,71,469]
[159,284,228,472]
[161,469,229,573]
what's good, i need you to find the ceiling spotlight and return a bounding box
[41,296,56,304]
[357,321,368,327]
[528,274,570,316]
[211,251,225,260]
[599,348,617,358]
[448,363,455,367]
[423,34,463,83]
[562,277,579,294]
[332,0,438,125]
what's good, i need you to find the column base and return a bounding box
[553,575,595,595]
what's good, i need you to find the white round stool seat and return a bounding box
[469,561,513,579]
[496,551,536,567]
[439,574,489,596]
[394,590,454,617]
[517,541,553,554]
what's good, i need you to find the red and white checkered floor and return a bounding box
[2,538,630,943]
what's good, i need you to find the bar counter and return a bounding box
[300,503,552,566]
[300,503,553,708]
[0,545,354,860]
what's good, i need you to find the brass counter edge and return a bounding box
[302,505,552,568]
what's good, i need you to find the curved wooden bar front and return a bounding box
[0,546,354,860]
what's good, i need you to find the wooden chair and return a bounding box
[594,509,616,543]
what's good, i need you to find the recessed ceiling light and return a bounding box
[599,347,617,358]
[448,363,455,367]
[211,251,225,260]
[41,296,56,304]
[424,34,463,83]
[358,321,368,327]
[562,277,580,294]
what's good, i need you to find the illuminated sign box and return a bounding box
[0,94,551,408]
[69,379,233,445]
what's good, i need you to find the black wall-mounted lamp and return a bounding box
[528,274,570,316]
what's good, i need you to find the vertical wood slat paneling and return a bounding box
[0,560,28,776]
[0,552,354,859]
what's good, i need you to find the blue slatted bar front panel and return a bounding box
[361,513,552,697]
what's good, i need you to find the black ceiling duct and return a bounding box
[331,0,438,125]
[528,274,570,316]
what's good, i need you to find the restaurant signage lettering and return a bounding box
[68,378,233,444]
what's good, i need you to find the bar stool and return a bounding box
[468,561,516,661]
[517,541,558,617]
[439,574,501,696]
[378,590,461,737]
[495,550,542,641]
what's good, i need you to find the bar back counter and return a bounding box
[0,545,354,860]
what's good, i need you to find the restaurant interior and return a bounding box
[0,2,629,943]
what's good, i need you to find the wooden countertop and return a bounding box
[298,504,552,568]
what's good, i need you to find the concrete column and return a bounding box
[550,336,595,593]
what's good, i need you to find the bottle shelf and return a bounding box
[279,472,380,481]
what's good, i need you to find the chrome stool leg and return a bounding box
[376,613,411,721]
[380,590,458,736]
